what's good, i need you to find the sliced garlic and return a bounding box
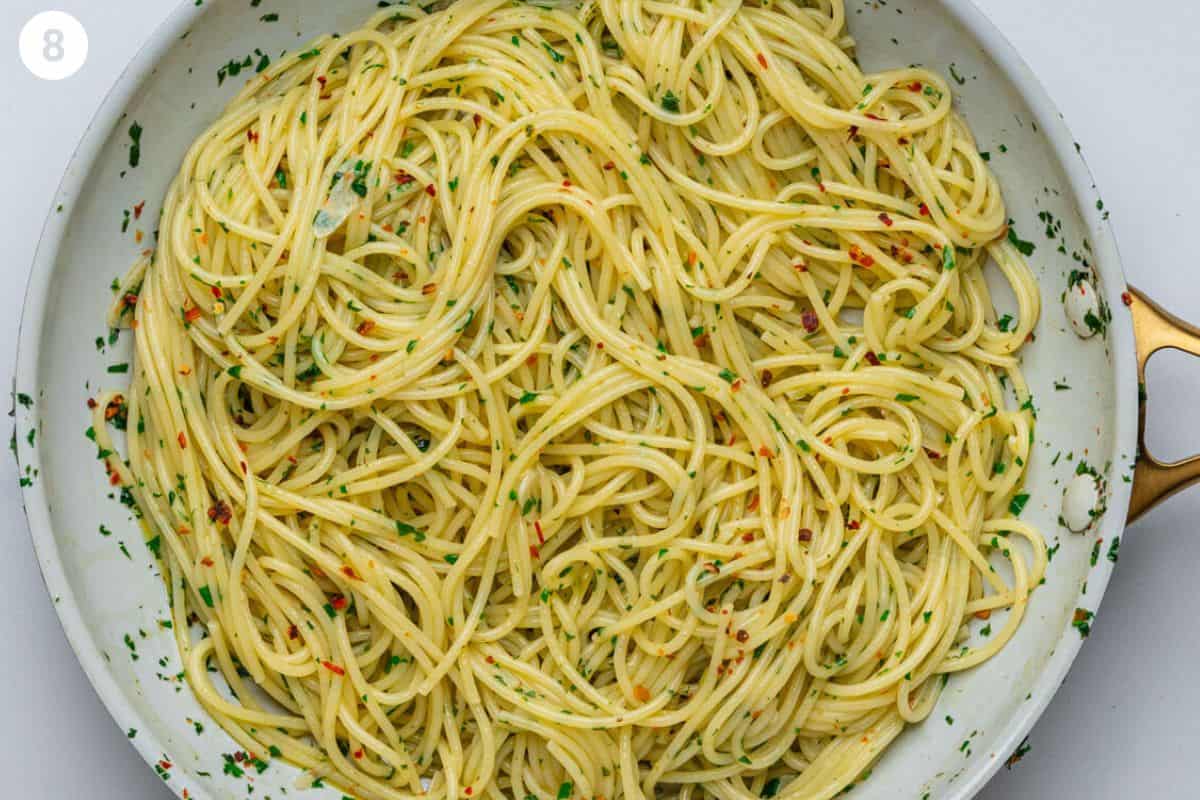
[313,158,364,239]
[1064,278,1100,339]
[1061,472,1101,532]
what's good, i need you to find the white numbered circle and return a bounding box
[19,11,88,81]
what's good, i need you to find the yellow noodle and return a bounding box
[93,2,1044,798]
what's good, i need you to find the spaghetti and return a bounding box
[94,1,1046,798]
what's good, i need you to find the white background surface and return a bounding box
[2,1,1198,797]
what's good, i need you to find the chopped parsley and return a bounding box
[1007,225,1036,257]
[128,122,143,168]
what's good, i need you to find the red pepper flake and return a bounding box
[702,562,720,575]
[603,160,615,170]
[797,528,813,541]
[918,202,931,216]
[133,201,145,219]
[104,396,125,420]
[847,520,861,530]
[878,212,894,227]
[1121,291,1133,306]
[317,75,327,89]
[865,351,881,366]
[353,749,364,760]
[109,472,123,486]
[209,286,223,299]
[562,179,572,188]
[529,544,542,560]
[687,251,698,267]
[757,445,771,458]
[421,282,437,295]
[356,319,376,335]
[207,500,232,525]
[760,369,774,388]
[1005,747,1029,769]
[924,447,942,459]
[735,629,749,643]
[731,378,743,393]
[183,306,202,324]
[159,760,173,771]
[849,245,875,268]
[756,52,768,69]
[177,432,188,449]
[123,293,139,310]
[865,113,884,121]
[425,184,437,197]
[847,125,859,140]
[485,655,496,664]
[802,309,820,333]
[634,684,652,702]
[287,624,299,640]
[974,609,992,620]
[200,557,214,567]
[534,520,545,544]
[742,532,756,543]
[321,660,345,676]
[908,81,923,92]
[394,171,415,185]
[87,397,98,409]
[596,341,605,350]
[341,566,361,580]
[473,113,481,128]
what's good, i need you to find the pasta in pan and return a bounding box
[94,1,1045,797]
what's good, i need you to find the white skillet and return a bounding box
[16,1,1195,797]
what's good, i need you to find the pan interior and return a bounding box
[17,1,1129,798]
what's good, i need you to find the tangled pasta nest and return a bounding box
[95,1,1045,798]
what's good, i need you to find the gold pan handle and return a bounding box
[1127,286,1200,522]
